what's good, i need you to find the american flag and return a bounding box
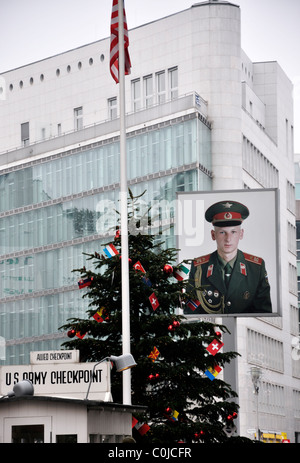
[110,0,131,83]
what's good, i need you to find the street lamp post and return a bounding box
[85,353,136,401]
[251,366,262,441]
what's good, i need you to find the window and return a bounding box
[74,107,83,130]
[288,221,296,255]
[247,328,284,372]
[156,71,166,104]
[169,67,178,100]
[89,434,124,443]
[21,122,29,146]
[108,97,117,120]
[131,68,178,109]
[56,434,77,443]
[144,75,153,108]
[0,334,4,360]
[287,180,296,214]
[131,79,141,111]
[289,263,297,295]
[12,425,44,443]
[242,136,279,188]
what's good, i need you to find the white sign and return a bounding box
[177,189,280,317]
[30,350,80,364]
[0,361,112,401]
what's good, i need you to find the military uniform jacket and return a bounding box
[187,249,272,315]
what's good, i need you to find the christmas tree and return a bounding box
[60,191,247,443]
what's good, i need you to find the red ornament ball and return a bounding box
[194,430,205,439]
[215,330,222,338]
[67,329,76,338]
[163,264,173,275]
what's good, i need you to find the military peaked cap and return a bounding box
[205,200,249,227]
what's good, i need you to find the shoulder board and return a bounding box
[243,252,262,265]
[194,254,211,267]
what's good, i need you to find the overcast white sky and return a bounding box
[1,0,300,151]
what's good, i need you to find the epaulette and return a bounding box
[193,254,211,267]
[243,252,262,265]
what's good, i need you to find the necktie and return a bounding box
[224,263,232,288]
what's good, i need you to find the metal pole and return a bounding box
[223,317,239,435]
[118,0,131,405]
[250,366,262,441]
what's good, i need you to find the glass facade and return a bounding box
[0,115,211,365]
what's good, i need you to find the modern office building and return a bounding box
[0,1,299,441]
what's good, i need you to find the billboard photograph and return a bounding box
[176,189,281,317]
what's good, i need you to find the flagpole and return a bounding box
[118,0,131,405]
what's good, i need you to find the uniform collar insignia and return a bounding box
[207,264,214,278]
[240,262,247,276]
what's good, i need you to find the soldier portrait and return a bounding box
[186,199,273,315]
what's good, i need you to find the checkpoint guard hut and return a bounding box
[0,350,144,443]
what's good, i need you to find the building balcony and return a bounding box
[0,92,209,170]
